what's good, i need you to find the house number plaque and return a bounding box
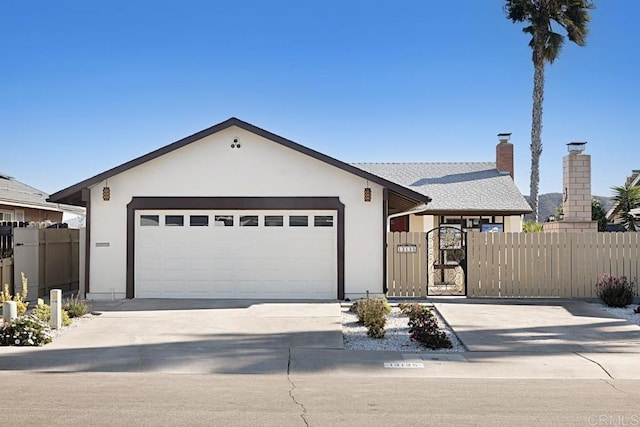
[397,244,417,253]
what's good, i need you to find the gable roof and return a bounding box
[48,117,431,208]
[0,173,85,215]
[352,162,532,214]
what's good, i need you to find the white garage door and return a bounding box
[134,210,337,299]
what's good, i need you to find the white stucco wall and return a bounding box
[87,126,384,300]
[504,215,523,232]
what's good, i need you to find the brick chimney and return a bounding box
[496,133,514,179]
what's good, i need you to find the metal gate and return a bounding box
[426,226,466,296]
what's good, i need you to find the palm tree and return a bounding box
[611,183,640,231]
[504,0,594,221]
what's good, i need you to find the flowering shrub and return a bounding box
[400,302,452,349]
[596,275,636,308]
[1,273,29,315]
[0,315,52,346]
[31,303,72,327]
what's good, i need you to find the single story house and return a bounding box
[0,172,85,224]
[354,146,532,234]
[48,118,530,300]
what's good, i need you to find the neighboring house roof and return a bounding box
[48,117,431,210]
[0,172,86,216]
[352,162,532,214]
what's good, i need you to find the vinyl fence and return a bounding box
[386,232,427,297]
[37,228,80,296]
[467,232,640,298]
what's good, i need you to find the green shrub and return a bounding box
[63,294,90,318]
[349,299,366,323]
[0,315,52,346]
[350,297,391,326]
[596,275,636,308]
[362,298,389,339]
[401,303,452,349]
[30,303,72,327]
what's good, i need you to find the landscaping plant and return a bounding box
[0,272,29,315]
[350,296,391,324]
[350,297,391,339]
[362,298,388,339]
[63,293,91,318]
[595,275,636,308]
[31,302,72,327]
[0,315,52,346]
[400,302,452,349]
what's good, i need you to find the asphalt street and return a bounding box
[2,372,640,426]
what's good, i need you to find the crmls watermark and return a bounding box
[587,415,640,426]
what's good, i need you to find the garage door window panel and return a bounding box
[214,215,234,227]
[289,215,308,227]
[240,215,258,227]
[314,216,334,227]
[265,215,283,227]
[165,215,184,226]
[140,215,160,226]
[190,215,209,227]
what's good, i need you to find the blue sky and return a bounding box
[1,1,637,198]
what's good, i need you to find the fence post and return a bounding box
[50,289,62,329]
[2,301,17,323]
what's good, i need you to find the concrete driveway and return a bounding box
[0,299,343,374]
[433,298,640,353]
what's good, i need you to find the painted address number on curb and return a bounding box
[384,362,425,369]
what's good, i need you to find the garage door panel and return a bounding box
[135,209,337,299]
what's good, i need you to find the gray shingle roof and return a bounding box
[352,162,532,213]
[0,174,85,215]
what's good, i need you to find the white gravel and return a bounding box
[342,305,465,352]
[591,302,640,326]
[48,313,95,339]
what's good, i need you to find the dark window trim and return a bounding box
[126,197,345,299]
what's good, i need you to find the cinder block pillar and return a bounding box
[544,142,597,233]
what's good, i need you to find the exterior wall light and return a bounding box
[364,187,372,202]
[102,186,111,201]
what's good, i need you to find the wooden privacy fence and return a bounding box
[467,232,640,298]
[38,228,80,296]
[0,257,13,290]
[387,232,427,297]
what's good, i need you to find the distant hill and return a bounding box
[524,193,612,222]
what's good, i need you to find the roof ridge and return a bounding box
[351,161,496,165]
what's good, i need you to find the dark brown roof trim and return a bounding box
[48,117,431,207]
